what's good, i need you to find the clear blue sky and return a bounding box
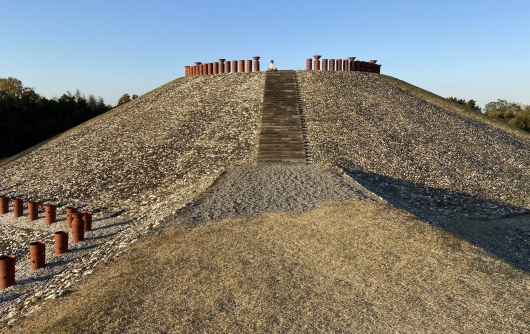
[1,0,529,108]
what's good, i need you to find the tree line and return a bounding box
[448,97,530,132]
[0,77,114,158]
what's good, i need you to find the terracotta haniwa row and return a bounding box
[306,55,382,73]
[185,57,261,77]
[0,196,92,290]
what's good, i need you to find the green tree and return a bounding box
[447,96,482,112]
[0,77,111,157]
[484,99,530,132]
[117,93,131,107]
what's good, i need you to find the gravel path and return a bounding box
[185,165,381,226]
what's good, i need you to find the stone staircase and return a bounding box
[257,70,307,165]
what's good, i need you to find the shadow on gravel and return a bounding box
[92,219,133,231]
[15,273,57,287]
[0,291,23,303]
[344,169,530,273]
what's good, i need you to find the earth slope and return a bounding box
[1,71,530,332]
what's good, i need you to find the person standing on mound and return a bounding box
[267,60,277,71]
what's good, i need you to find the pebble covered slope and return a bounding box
[297,71,530,220]
[0,72,265,217]
[0,73,265,326]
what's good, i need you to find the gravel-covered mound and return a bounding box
[0,73,265,217]
[0,73,265,326]
[297,71,530,219]
[186,165,381,226]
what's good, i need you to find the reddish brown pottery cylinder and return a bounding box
[246,59,252,72]
[354,60,361,71]
[66,206,77,228]
[27,201,38,222]
[313,55,321,71]
[253,56,260,72]
[239,60,245,73]
[81,211,93,232]
[343,59,349,71]
[231,60,238,73]
[0,196,8,214]
[184,66,189,77]
[322,59,328,71]
[337,59,342,71]
[71,212,85,243]
[329,59,335,71]
[213,62,219,74]
[54,231,69,255]
[208,63,213,75]
[195,62,202,75]
[203,64,208,75]
[375,64,382,74]
[13,198,23,218]
[219,59,225,74]
[306,58,312,70]
[0,255,16,289]
[45,204,57,225]
[29,241,45,270]
[348,57,356,71]
[369,60,377,73]
[225,60,231,73]
[361,61,367,72]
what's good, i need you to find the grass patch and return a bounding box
[8,201,529,333]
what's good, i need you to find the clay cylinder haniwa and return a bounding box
[343,59,349,72]
[27,201,39,222]
[0,255,16,289]
[81,211,93,232]
[253,56,260,72]
[213,62,219,74]
[329,59,335,71]
[29,241,46,271]
[313,55,321,71]
[337,59,343,71]
[54,231,69,255]
[0,196,8,214]
[306,58,312,71]
[184,66,189,77]
[219,59,225,74]
[354,60,361,71]
[246,59,252,73]
[239,60,245,73]
[13,198,23,218]
[45,204,57,225]
[225,60,231,73]
[71,212,85,243]
[348,57,356,71]
[231,60,237,73]
[322,59,328,71]
[66,206,77,228]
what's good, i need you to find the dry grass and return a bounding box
[7,202,530,333]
